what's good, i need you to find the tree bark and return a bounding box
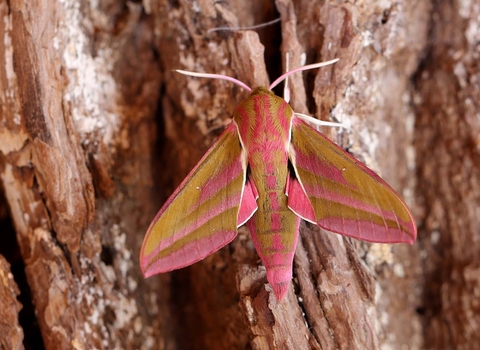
[0,0,478,349]
[0,254,23,350]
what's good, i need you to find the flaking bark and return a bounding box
[0,255,23,350]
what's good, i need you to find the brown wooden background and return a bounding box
[1,0,479,349]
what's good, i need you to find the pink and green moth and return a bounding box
[140,59,417,301]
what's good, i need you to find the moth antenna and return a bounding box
[269,58,340,91]
[295,113,348,130]
[284,52,291,103]
[207,18,281,33]
[175,70,252,92]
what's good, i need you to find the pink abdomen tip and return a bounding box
[266,268,292,300]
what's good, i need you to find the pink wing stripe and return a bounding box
[145,194,242,258]
[318,217,413,243]
[143,230,237,277]
[238,179,258,226]
[147,123,239,220]
[294,152,353,189]
[286,175,316,223]
[141,123,247,277]
[187,159,244,214]
[302,184,411,228]
[291,118,400,188]
[289,117,417,243]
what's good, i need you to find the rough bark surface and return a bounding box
[0,254,23,350]
[0,0,478,349]
[413,1,480,349]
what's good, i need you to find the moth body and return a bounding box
[234,87,300,300]
[140,65,417,301]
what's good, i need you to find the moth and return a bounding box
[140,59,417,300]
